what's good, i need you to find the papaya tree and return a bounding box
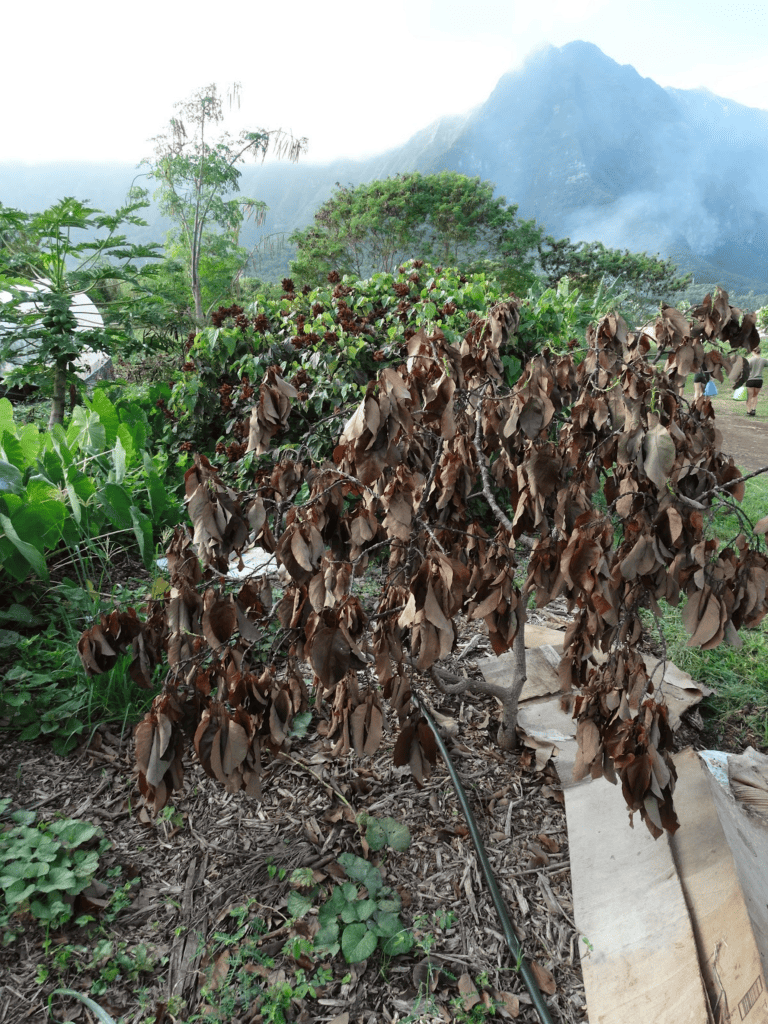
[0,197,161,427]
[79,285,767,838]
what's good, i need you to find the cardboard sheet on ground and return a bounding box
[565,764,712,1023]
[566,749,768,1024]
[477,628,768,1023]
[476,625,712,773]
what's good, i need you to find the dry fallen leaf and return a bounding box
[457,972,481,1009]
[530,960,557,995]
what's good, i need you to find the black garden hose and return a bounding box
[414,697,556,1024]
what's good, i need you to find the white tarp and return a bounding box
[0,284,110,382]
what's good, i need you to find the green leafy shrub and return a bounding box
[163,261,510,463]
[0,390,181,582]
[166,261,618,466]
[514,275,623,365]
[0,801,104,930]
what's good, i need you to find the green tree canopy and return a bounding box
[144,83,306,324]
[289,172,543,290]
[537,236,691,306]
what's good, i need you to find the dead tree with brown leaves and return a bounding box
[80,287,768,837]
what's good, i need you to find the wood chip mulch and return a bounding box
[0,604,595,1024]
[4,569,729,1024]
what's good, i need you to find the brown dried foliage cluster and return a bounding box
[80,289,768,836]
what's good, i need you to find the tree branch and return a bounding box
[472,404,516,534]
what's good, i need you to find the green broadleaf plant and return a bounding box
[287,826,414,965]
[0,800,104,931]
[0,393,179,583]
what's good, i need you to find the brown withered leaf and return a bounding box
[146,714,175,788]
[535,833,561,854]
[643,425,676,489]
[458,973,481,1010]
[350,693,384,756]
[308,625,351,689]
[202,592,237,651]
[187,482,223,546]
[620,536,657,580]
[393,717,437,787]
[493,990,520,1018]
[135,719,154,779]
[529,961,556,996]
[682,587,722,648]
[572,719,602,782]
[526,841,550,869]
[291,530,315,572]
[222,719,249,775]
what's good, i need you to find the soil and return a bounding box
[692,383,768,475]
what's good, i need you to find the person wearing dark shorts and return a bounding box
[746,346,768,417]
[693,369,707,400]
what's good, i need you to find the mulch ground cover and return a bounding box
[1,604,596,1024]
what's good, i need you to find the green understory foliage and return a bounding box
[0,800,105,932]
[0,621,158,755]
[0,389,181,584]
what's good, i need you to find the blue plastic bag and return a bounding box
[705,380,718,397]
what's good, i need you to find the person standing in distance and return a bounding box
[746,343,768,417]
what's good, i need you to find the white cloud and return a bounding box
[659,60,768,112]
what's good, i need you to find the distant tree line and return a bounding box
[288,172,692,310]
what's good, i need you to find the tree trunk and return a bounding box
[48,357,68,429]
[497,603,528,751]
[192,274,204,325]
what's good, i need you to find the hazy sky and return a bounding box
[2,0,766,166]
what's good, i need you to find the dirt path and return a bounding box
[688,385,768,474]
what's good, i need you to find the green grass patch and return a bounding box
[708,471,768,547]
[646,600,768,749]
[641,471,768,748]
[0,625,157,755]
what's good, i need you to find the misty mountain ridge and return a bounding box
[2,40,767,295]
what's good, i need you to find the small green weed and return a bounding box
[266,859,287,882]
[412,908,457,954]
[0,800,104,933]
[356,812,411,852]
[44,935,165,1019]
[289,852,414,963]
[102,876,141,923]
